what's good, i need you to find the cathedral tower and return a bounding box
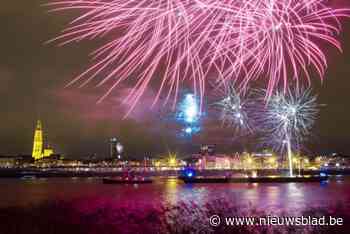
[32,120,43,160]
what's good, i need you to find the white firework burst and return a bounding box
[216,85,255,135]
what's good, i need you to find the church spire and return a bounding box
[32,120,43,160]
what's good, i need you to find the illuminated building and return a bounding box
[32,120,55,160]
[195,154,235,170]
[0,155,33,168]
[200,145,216,156]
[0,156,17,168]
[32,120,44,160]
[110,138,118,158]
[43,148,54,158]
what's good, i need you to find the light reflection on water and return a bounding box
[0,177,349,215]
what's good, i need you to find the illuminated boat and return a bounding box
[179,167,329,183]
[102,177,153,184]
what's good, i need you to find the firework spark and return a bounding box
[257,87,320,176]
[176,93,202,136]
[47,0,349,114]
[47,0,216,115]
[262,88,319,148]
[217,0,350,96]
[215,84,254,136]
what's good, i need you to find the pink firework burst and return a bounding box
[47,0,349,115]
[47,0,223,115]
[215,0,350,95]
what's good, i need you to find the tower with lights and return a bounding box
[110,138,118,158]
[32,120,44,160]
[32,120,55,160]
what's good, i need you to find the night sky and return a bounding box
[1,0,350,158]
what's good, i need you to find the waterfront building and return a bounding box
[195,154,236,170]
[200,144,216,155]
[0,156,17,168]
[110,138,118,158]
[32,120,55,160]
[32,120,44,160]
[194,152,279,170]
[0,155,33,168]
[43,148,54,158]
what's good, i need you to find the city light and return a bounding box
[116,143,123,155]
[168,154,177,167]
[247,158,253,164]
[268,157,276,165]
[182,167,196,178]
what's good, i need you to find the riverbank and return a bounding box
[0,168,349,178]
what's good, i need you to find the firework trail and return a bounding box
[176,93,202,136]
[216,0,350,96]
[47,0,349,114]
[262,88,319,149]
[215,84,255,136]
[47,0,221,115]
[256,87,320,176]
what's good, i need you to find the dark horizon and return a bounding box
[1,0,350,158]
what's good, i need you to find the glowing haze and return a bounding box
[48,0,349,114]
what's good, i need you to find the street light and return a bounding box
[168,154,177,167]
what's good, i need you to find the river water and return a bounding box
[0,176,349,233]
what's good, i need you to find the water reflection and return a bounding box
[0,177,349,215]
[164,178,178,205]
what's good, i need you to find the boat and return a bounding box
[246,176,329,183]
[103,177,153,184]
[20,175,37,180]
[180,175,329,184]
[180,177,230,183]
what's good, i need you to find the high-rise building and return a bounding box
[32,120,55,160]
[110,137,118,158]
[32,120,43,160]
[200,145,216,156]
